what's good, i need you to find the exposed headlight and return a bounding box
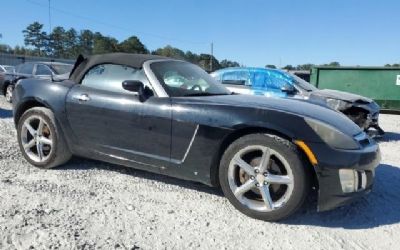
[326,98,351,111]
[339,169,358,193]
[339,169,368,193]
[305,118,360,150]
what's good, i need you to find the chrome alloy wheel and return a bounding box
[5,85,13,102]
[20,115,53,163]
[228,145,294,212]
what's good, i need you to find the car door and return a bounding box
[65,63,172,167]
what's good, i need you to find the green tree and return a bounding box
[296,64,314,70]
[184,51,200,64]
[77,29,94,55]
[64,28,78,58]
[197,53,221,72]
[220,59,240,68]
[49,26,66,57]
[265,64,277,69]
[23,22,48,56]
[93,33,119,54]
[282,65,295,70]
[323,61,340,67]
[152,45,185,59]
[118,36,148,54]
[13,45,27,55]
[0,44,13,53]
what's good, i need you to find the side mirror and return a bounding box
[122,80,144,93]
[281,84,296,94]
[122,80,154,102]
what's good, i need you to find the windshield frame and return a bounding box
[149,60,231,98]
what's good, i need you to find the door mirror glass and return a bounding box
[122,80,144,93]
[281,84,296,94]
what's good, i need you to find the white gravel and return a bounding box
[0,97,399,250]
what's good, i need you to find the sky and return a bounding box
[1,0,399,67]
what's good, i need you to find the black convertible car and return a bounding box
[12,53,380,221]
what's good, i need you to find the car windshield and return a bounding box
[151,61,231,97]
[50,64,73,75]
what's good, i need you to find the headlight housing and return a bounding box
[339,169,367,193]
[339,169,358,193]
[305,118,360,150]
[326,98,351,111]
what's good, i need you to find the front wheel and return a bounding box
[17,107,72,169]
[219,134,309,221]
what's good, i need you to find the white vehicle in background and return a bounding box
[0,62,73,103]
[0,65,15,74]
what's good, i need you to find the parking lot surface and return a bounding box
[0,97,399,250]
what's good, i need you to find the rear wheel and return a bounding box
[219,134,309,221]
[5,84,13,103]
[17,107,71,169]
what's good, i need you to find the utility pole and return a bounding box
[48,0,52,33]
[210,42,213,72]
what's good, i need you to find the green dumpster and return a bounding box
[310,66,400,111]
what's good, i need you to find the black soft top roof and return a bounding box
[69,53,169,82]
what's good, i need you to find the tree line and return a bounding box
[0,22,240,71]
[0,22,398,70]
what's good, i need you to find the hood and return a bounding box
[310,89,373,104]
[180,94,362,136]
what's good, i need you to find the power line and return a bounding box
[26,0,208,46]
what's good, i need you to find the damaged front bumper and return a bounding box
[306,140,381,211]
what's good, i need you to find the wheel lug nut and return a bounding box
[250,176,255,180]
[255,183,260,187]
[264,181,268,185]
[263,173,268,177]
[255,169,259,174]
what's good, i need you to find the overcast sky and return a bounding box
[1,0,399,67]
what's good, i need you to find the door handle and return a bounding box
[73,94,90,102]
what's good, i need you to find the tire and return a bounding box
[219,133,309,221]
[5,84,13,103]
[17,107,72,169]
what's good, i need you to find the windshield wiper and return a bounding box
[183,93,230,97]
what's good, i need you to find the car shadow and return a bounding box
[375,132,400,142]
[284,164,400,229]
[59,159,399,229]
[58,157,224,197]
[0,107,13,119]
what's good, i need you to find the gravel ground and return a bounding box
[0,97,399,250]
